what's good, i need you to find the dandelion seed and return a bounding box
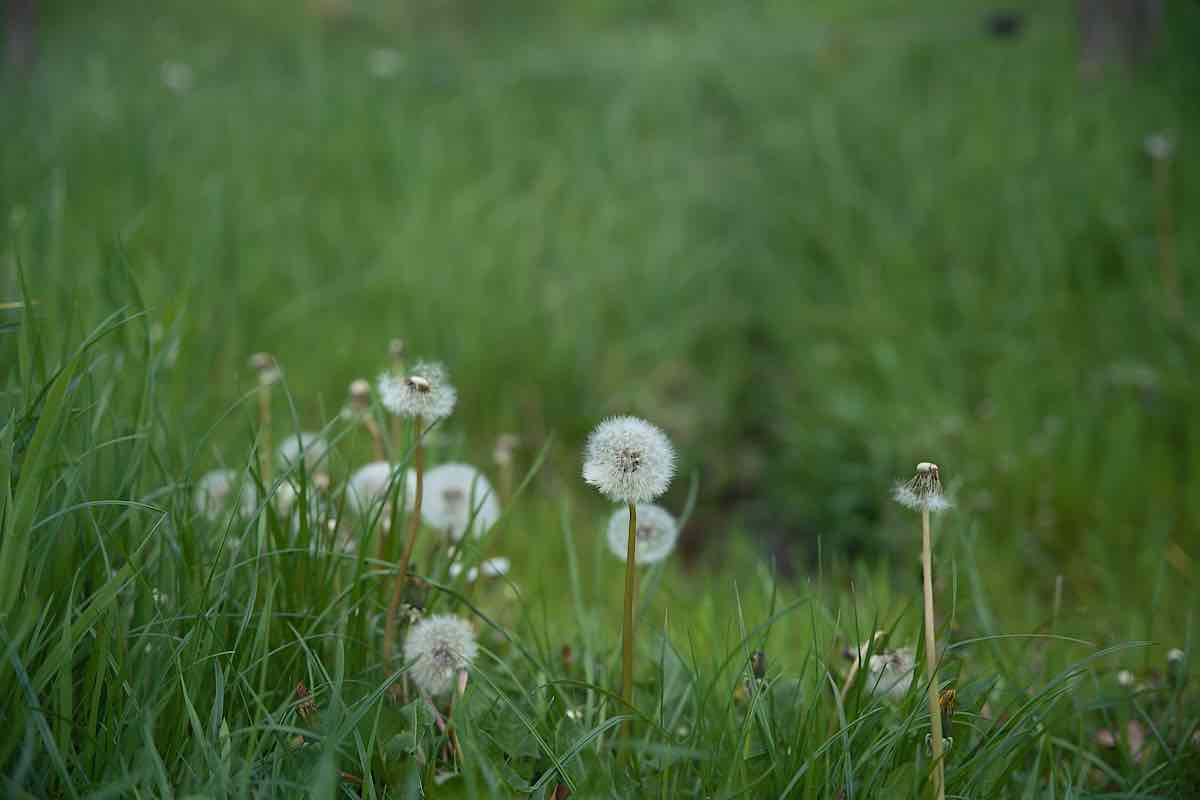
[194,469,257,520]
[277,432,330,472]
[377,361,457,421]
[422,463,500,540]
[892,461,951,513]
[345,461,416,516]
[582,416,675,504]
[403,614,478,696]
[605,504,678,565]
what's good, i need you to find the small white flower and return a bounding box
[345,462,416,516]
[892,462,951,513]
[403,614,478,696]
[864,647,916,700]
[605,504,678,565]
[377,361,457,421]
[277,432,330,472]
[582,416,675,504]
[194,469,257,520]
[421,463,500,541]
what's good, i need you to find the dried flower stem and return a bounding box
[257,379,272,486]
[384,415,424,669]
[921,507,945,800]
[620,501,637,740]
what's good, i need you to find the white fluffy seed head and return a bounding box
[403,614,478,696]
[605,504,679,565]
[582,416,675,504]
[377,361,457,421]
[277,432,330,472]
[449,557,511,583]
[421,463,500,541]
[345,462,416,516]
[893,461,951,513]
[865,647,916,701]
[194,469,257,520]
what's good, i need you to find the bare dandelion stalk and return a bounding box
[620,502,637,726]
[349,379,386,461]
[894,461,950,800]
[388,338,406,456]
[384,413,424,669]
[250,353,278,486]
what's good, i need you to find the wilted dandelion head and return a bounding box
[421,463,500,541]
[865,647,916,701]
[893,461,951,513]
[377,361,457,421]
[277,432,330,472]
[250,352,281,386]
[345,461,416,516]
[493,433,520,466]
[605,504,679,565]
[403,614,478,696]
[194,469,256,520]
[349,378,371,408]
[582,416,675,504]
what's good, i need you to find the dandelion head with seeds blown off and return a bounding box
[606,504,678,565]
[582,416,675,504]
[403,614,478,696]
[377,361,457,421]
[893,461,951,513]
[421,463,500,541]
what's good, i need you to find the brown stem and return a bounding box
[921,508,945,800]
[384,416,424,669]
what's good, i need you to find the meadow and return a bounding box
[2,0,1199,796]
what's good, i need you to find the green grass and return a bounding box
[2,0,1199,796]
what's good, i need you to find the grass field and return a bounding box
[3,0,1199,796]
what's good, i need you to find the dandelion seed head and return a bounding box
[450,556,511,583]
[377,361,457,421]
[421,463,500,541]
[893,461,951,513]
[605,504,679,565]
[865,647,916,701]
[403,614,478,696]
[194,469,256,520]
[345,461,416,516]
[582,416,675,504]
[1144,132,1174,161]
[1168,648,1185,664]
[277,432,330,472]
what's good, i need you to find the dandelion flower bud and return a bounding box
[276,432,330,472]
[421,463,500,541]
[582,416,675,504]
[892,461,951,513]
[377,361,457,421]
[403,614,478,696]
[194,469,256,520]
[865,647,917,700]
[345,461,416,516]
[605,503,678,564]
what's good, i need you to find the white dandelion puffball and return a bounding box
[865,647,916,701]
[345,462,416,515]
[277,432,330,472]
[377,361,457,421]
[194,469,256,520]
[892,461,951,513]
[421,463,500,541]
[449,556,511,583]
[605,504,679,565]
[403,614,478,696]
[582,416,675,504]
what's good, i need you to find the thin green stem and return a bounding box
[621,502,637,739]
[384,415,424,669]
[921,507,945,800]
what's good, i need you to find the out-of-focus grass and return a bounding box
[2,0,1198,795]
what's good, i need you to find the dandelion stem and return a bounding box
[384,415,424,669]
[257,379,272,487]
[1153,154,1182,320]
[621,502,637,739]
[921,507,945,800]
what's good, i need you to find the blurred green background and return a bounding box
[4,0,1197,639]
